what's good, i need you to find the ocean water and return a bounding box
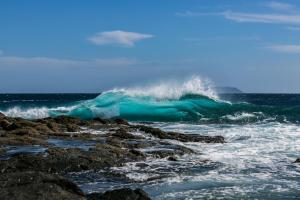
[1,77,300,199]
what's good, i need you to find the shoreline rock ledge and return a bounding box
[0,171,150,200]
[0,113,226,200]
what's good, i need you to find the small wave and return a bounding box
[1,107,50,119]
[222,112,257,121]
[1,106,77,119]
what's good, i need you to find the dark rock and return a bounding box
[0,144,145,174]
[0,171,85,200]
[122,140,157,149]
[34,124,54,133]
[0,130,6,137]
[112,128,143,140]
[129,149,146,157]
[137,125,225,143]
[53,115,82,125]
[0,170,151,200]
[7,127,39,136]
[66,124,81,132]
[87,188,151,200]
[0,112,6,119]
[93,143,146,162]
[12,119,37,128]
[1,117,53,134]
[113,118,130,125]
[0,119,12,130]
[295,158,300,163]
[171,143,195,154]
[45,121,61,132]
[0,113,220,176]
[0,136,47,146]
[0,146,5,154]
[92,117,110,124]
[148,150,175,158]
[135,163,149,168]
[146,143,194,158]
[106,137,123,148]
[167,156,178,161]
[137,125,169,139]
[168,132,225,143]
[3,122,22,131]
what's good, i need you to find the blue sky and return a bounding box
[1,0,300,93]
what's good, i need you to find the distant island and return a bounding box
[214,87,243,94]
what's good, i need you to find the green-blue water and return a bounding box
[2,91,300,124]
[63,92,300,124]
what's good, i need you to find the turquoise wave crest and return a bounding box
[49,91,300,123]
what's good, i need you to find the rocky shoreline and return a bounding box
[0,112,226,199]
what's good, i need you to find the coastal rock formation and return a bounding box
[0,145,145,174]
[0,171,150,200]
[0,171,85,200]
[87,188,151,200]
[136,125,225,143]
[0,112,226,200]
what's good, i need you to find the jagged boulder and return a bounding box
[87,188,151,200]
[0,171,85,200]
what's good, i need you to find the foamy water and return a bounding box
[108,76,218,100]
[77,122,300,199]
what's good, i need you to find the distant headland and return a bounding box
[214,87,243,94]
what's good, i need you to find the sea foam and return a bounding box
[107,76,218,100]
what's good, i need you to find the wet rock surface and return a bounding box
[136,125,225,143]
[87,188,151,200]
[0,171,149,200]
[0,113,225,199]
[0,171,85,200]
[0,145,145,174]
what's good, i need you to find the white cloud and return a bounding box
[266,44,300,53]
[223,11,300,24]
[265,1,294,11]
[175,11,217,17]
[286,26,300,31]
[88,30,153,47]
[0,56,138,67]
[176,9,300,25]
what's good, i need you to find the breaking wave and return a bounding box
[1,76,300,123]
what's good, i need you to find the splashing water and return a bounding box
[110,76,218,100]
[2,76,300,124]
